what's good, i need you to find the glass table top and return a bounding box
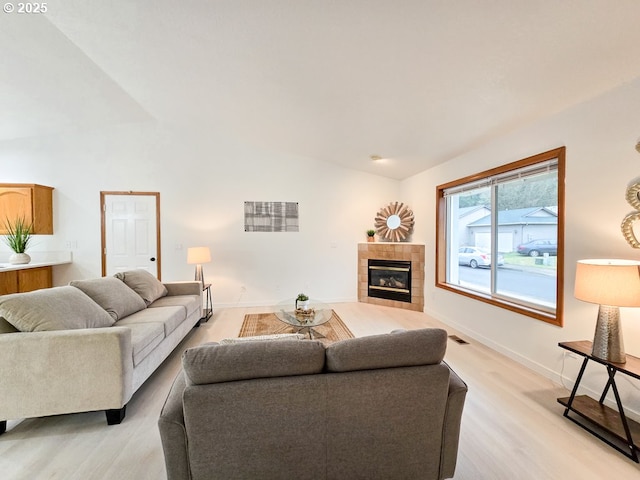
[273,298,332,328]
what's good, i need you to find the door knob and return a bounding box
[150,257,156,262]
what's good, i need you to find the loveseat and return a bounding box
[0,269,202,434]
[158,328,467,480]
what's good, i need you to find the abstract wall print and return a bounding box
[244,201,299,232]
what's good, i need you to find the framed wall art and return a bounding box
[244,201,299,232]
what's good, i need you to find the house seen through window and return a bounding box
[436,147,565,326]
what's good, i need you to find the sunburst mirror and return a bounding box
[374,202,414,242]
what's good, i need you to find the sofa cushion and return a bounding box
[124,321,165,366]
[325,328,448,372]
[70,276,147,321]
[0,286,115,332]
[149,294,200,317]
[117,306,185,337]
[114,269,168,305]
[182,340,326,385]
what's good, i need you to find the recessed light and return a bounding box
[370,155,383,162]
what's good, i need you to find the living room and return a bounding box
[2,2,640,479]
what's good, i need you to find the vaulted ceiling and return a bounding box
[3,1,640,179]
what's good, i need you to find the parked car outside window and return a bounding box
[517,239,558,257]
[458,246,504,269]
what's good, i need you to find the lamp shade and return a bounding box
[574,259,640,307]
[187,247,211,265]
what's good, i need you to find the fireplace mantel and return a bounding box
[358,242,425,311]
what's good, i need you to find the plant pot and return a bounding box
[9,253,31,265]
[367,236,375,242]
[296,300,310,310]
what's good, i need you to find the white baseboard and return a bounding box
[425,306,640,423]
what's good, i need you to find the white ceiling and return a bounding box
[3,0,640,179]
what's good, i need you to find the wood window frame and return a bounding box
[436,147,566,327]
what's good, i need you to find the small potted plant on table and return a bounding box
[3,217,33,265]
[296,293,310,311]
[366,229,376,242]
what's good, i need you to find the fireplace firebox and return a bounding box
[368,259,411,303]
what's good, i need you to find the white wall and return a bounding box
[402,77,640,415]
[0,120,400,306]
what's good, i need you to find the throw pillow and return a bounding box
[70,276,147,321]
[0,286,115,332]
[114,269,168,305]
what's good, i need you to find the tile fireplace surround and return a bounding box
[358,242,425,312]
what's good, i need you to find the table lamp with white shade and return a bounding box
[574,259,640,363]
[187,247,211,287]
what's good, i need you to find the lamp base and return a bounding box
[592,305,626,363]
[194,264,205,288]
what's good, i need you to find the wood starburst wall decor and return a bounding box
[374,202,414,242]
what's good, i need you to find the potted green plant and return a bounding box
[296,292,310,310]
[3,216,33,265]
[366,229,376,242]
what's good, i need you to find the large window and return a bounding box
[436,147,565,326]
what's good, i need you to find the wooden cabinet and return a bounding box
[0,267,52,295]
[0,270,18,294]
[0,184,54,234]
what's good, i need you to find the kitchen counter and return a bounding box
[0,252,73,294]
[0,259,72,271]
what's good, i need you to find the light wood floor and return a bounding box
[1,302,639,479]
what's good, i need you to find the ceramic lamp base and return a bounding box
[592,305,626,363]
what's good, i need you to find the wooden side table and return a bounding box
[557,340,640,462]
[201,283,213,322]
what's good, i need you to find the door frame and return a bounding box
[100,191,162,279]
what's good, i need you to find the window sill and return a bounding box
[437,282,562,327]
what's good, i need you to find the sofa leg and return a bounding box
[0,420,6,435]
[105,406,126,425]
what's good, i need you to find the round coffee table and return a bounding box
[273,298,332,340]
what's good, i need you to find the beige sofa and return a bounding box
[0,270,202,434]
[159,328,467,480]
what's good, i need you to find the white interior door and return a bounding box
[102,193,161,278]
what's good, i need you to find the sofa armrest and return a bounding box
[164,281,202,297]
[158,370,191,480]
[440,363,468,479]
[0,327,134,421]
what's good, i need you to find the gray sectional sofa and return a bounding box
[0,269,202,434]
[159,328,467,480]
